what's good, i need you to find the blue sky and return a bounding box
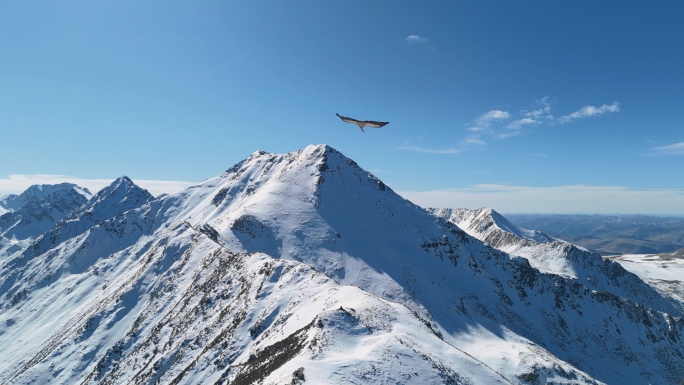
[2,1,683,213]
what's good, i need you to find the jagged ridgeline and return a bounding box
[429,207,684,315]
[0,145,683,384]
[0,183,93,240]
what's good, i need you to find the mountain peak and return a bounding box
[0,183,91,213]
[303,143,336,154]
[0,183,92,245]
[433,207,556,244]
[76,176,154,218]
[109,176,137,191]
[25,177,156,258]
[114,175,133,184]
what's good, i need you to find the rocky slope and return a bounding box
[0,183,92,257]
[27,176,155,258]
[0,183,91,214]
[429,207,684,315]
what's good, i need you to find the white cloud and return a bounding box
[505,117,539,130]
[462,98,620,146]
[500,97,553,134]
[399,184,684,214]
[0,174,197,198]
[463,138,486,145]
[558,102,620,124]
[399,146,460,154]
[405,35,428,45]
[480,110,510,122]
[467,110,511,133]
[134,179,199,196]
[651,142,684,155]
[495,130,523,140]
[521,96,553,120]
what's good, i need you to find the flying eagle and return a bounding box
[336,113,389,132]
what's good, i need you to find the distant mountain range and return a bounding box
[1,145,683,384]
[0,183,92,257]
[505,213,684,255]
[430,207,684,317]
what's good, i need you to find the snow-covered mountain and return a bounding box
[0,183,91,215]
[429,207,684,315]
[1,145,683,384]
[432,208,558,244]
[0,183,92,257]
[606,248,684,305]
[27,176,155,258]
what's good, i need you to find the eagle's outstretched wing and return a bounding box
[336,113,361,125]
[336,113,389,132]
[363,120,389,128]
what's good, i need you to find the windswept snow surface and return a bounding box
[607,249,684,305]
[1,145,684,384]
[0,225,511,385]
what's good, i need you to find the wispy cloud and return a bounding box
[558,102,620,124]
[521,96,554,120]
[0,174,197,198]
[400,184,684,214]
[500,97,553,134]
[505,117,539,130]
[467,110,510,132]
[651,142,684,155]
[407,97,621,156]
[480,110,510,121]
[465,109,511,144]
[399,146,460,154]
[501,96,553,131]
[495,130,524,140]
[405,35,428,45]
[464,97,620,146]
[462,138,486,145]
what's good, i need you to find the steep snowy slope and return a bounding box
[0,177,156,304]
[429,207,683,315]
[429,208,574,274]
[0,183,92,257]
[0,221,515,384]
[1,145,683,384]
[607,248,684,305]
[28,176,155,257]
